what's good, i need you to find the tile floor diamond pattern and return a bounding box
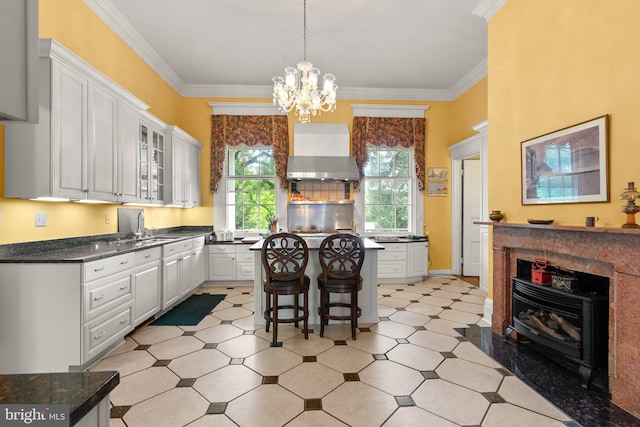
[91,277,578,426]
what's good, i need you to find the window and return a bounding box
[225,146,276,233]
[363,146,413,233]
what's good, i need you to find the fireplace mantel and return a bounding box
[490,222,640,418]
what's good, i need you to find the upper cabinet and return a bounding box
[138,112,167,206]
[0,0,38,123]
[3,39,201,207]
[4,39,148,202]
[166,126,203,208]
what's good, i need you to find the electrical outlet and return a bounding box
[35,212,47,227]
[105,214,111,224]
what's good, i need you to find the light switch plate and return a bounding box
[35,212,47,227]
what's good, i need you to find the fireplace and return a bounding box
[490,222,640,418]
[506,259,609,389]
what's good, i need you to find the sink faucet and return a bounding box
[135,211,145,239]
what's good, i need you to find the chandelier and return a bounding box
[272,0,337,123]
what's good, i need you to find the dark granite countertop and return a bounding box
[0,371,119,426]
[0,227,211,263]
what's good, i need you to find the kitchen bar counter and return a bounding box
[250,237,383,325]
[0,371,118,426]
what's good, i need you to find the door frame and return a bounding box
[449,121,488,291]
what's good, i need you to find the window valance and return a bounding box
[210,115,289,191]
[352,116,426,191]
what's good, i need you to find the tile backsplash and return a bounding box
[291,181,351,201]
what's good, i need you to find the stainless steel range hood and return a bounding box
[287,123,359,181]
[287,156,359,181]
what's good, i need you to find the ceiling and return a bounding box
[87,0,489,101]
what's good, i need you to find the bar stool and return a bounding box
[317,234,365,340]
[261,233,310,347]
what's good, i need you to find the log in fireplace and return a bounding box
[506,259,609,389]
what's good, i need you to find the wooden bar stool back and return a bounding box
[261,233,310,347]
[317,234,365,340]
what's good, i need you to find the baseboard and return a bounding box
[427,270,452,276]
[483,298,493,325]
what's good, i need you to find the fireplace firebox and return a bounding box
[505,259,609,390]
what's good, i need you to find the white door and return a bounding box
[462,159,481,276]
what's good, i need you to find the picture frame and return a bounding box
[427,182,448,196]
[427,167,449,182]
[521,115,608,205]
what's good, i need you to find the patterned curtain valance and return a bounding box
[352,116,426,191]
[210,115,289,192]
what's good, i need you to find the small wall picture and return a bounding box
[427,167,448,182]
[428,182,448,196]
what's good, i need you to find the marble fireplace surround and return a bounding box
[491,222,640,418]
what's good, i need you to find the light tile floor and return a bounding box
[91,276,578,427]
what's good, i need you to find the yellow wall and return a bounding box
[0,0,488,269]
[487,0,640,293]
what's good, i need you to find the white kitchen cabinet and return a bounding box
[0,0,38,123]
[87,82,118,202]
[3,39,148,201]
[407,241,429,278]
[138,112,166,205]
[191,238,206,289]
[132,247,162,327]
[207,244,254,283]
[166,126,203,207]
[115,102,140,203]
[377,241,429,283]
[162,238,198,309]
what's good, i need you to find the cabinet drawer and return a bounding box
[83,270,133,322]
[381,243,405,252]
[164,239,193,256]
[236,262,255,280]
[209,244,235,255]
[135,247,162,265]
[83,303,132,362]
[192,236,205,248]
[236,253,254,263]
[378,261,406,278]
[83,253,135,282]
[378,251,406,261]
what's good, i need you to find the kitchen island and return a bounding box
[250,236,383,326]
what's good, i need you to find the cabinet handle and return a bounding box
[94,294,105,301]
[119,285,129,291]
[120,260,129,265]
[120,317,130,324]
[145,254,151,259]
[94,267,105,272]
[94,330,106,340]
[169,248,175,252]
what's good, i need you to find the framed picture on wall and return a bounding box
[427,182,448,196]
[427,167,449,182]
[521,115,609,205]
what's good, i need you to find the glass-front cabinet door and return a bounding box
[138,121,165,205]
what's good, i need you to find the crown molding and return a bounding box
[472,0,508,21]
[350,104,430,118]
[86,0,487,102]
[449,59,488,100]
[208,102,285,116]
[83,0,185,94]
[472,120,489,133]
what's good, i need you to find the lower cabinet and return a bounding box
[0,236,207,374]
[377,241,429,283]
[162,236,205,309]
[132,247,162,327]
[207,243,255,283]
